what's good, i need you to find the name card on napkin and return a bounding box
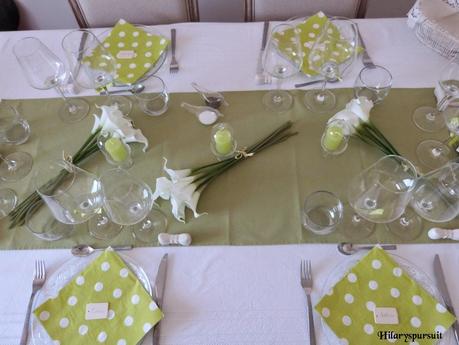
[85,302,109,320]
[374,307,399,325]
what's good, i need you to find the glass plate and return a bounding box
[321,252,452,345]
[30,253,152,345]
[98,24,168,85]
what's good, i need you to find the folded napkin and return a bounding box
[88,19,169,84]
[34,249,163,344]
[273,12,354,77]
[315,247,455,345]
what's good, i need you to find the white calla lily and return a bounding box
[162,158,191,182]
[327,96,374,135]
[91,105,149,151]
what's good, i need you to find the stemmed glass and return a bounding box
[95,168,168,243]
[354,65,392,104]
[262,23,303,112]
[415,59,459,169]
[343,155,418,240]
[0,102,30,145]
[304,17,358,113]
[13,37,89,124]
[62,29,132,116]
[411,158,459,223]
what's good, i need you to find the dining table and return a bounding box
[0,18,459,345]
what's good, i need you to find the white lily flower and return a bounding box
[152,159,205,222]
[91,105,149,152]
[327,96,374,135]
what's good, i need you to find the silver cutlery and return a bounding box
[300,260,316,345]
[434,255,459,345]
[20,260,46,345]
[152,253,168,345]
[337,243,397,255]
[256,21,271,85]
[295,78,339,88]
[100,83,145,96]
[169,29,179,74]
[356,24,374,67]
[71,244,133,257]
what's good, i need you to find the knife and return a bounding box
[152,253,168,345]
[434,254,459,345]
[356,23,374,67]
[256,21,270,76]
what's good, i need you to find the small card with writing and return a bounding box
[85,302,109,320]
[374,307,399,325]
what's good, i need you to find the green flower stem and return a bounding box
[361,122,400,155]
[355,126,395,155]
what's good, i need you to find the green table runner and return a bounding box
[1,88,458,249]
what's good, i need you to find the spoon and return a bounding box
[71,244,133,257]
[337,242,397,255]
[295,78,339,88]
[100,84,145,96]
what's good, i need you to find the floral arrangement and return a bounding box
[322,96,400,156]
[152,121,298,222]
[8,105,147,228]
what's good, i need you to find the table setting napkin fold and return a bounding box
[273,12,355,77]
[87,18,169,84]
[315,246,455,345]
[33,248,163,344]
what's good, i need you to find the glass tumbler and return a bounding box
[302,191,343,235]
[354,65,392,104]
[0,103,30,145]
[135,76,169,116]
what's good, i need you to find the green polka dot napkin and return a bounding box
[315,247,455,345]
[89,19,169,84]
[273,12,354,77]
[33,249,163,344]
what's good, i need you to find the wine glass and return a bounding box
[13,37,89,124]
[413,44,459,133]
[62,29,132,116]
[97,168,167,243]
[354,65,392,104]
[32,159,103,225]
[343,155,418,240]
[304,17,358,113]
[262,23,303,112]
[0,102,30,145]
[411,158,459,223]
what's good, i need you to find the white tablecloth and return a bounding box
[0,19,458,345]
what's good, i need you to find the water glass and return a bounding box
[354,65,392,104]
[33,159,103,224]
[302,191,343,235]
[411,158,459,222]
[135,76,169,116]
[25,205,74,241]
[0,103,30,145]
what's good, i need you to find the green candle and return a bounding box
[214,128,233,155]
[323,125,344,151]
[104,137,128,162]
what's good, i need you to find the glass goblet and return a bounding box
[262,23,303,112]
[354,65,392,104]
[13,37,89,124]
[98,168,167,243]
[344,155,418,240]
[411,158,459,223]
[32,159,103,225]
[304,17,358,113]
[62,29,132,116]
[0,102,30,145]
[0,152,33,182]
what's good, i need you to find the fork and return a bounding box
[20,260,46,345]
[301,260,316,345]
[169,28,179,73]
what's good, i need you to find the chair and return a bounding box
[244,0,367,21]
[68,0,200,28]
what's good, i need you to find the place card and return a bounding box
[374,307,399,325]
[116,50,136,59]
[85,302,109,320]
